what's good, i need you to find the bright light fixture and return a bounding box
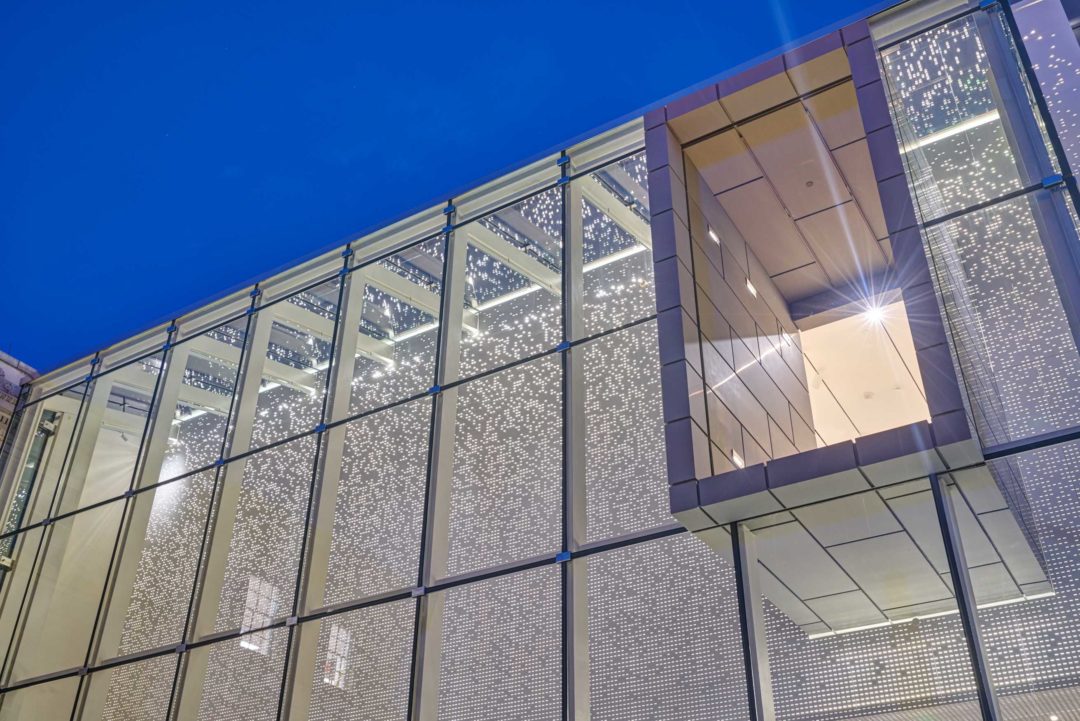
[745,278,757,298]
[732,449,745,469]
[864,305,885,325]
[708,227,720,244]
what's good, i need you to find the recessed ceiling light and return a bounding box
[708,227,720,244]
[732,449,745,468]
[745,278,758,298]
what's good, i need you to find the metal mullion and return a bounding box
[731,522,776,721]
[928,472,1002,721]
[559,150,590,721]
[0,353,98,687]
[69,336,178,720]
[165,287,265,720]
[276,251,352,720]
[409,201,464,721]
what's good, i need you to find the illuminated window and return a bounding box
[323,623,350,690]
[239,576,278,655]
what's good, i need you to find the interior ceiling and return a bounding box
[799,300,928,444]
[681,48,891,304]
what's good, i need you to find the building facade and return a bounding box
[1,0,1079,718]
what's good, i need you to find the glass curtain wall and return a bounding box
[0,130,751,721]
[0,1,1079,717]
[875,0,1080,447]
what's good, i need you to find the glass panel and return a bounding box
[582,321,670,543]
[193,436,317,641]
[95,470,218,662]
[579,151,655,337]
[444,354,562,577]
[436,565,560,720]
[177,633,287,721]
[4,499,126,684]
[1015,0,1080,172]
[247,277,340,452]
[923,190,1080,444]
[81,653,179,721]
[456,187,563,379]
[156,317,248,484]
[54,366,159,517]
[757,485,981,719]
[0,527,45,671]
[880,14,1025,221]
[288,600,414,720]
[587,533,749,720]
[340,236,444,420]
[0,383,85,534]
[315,398,430,610]
[0,674,79,720]
[955,441,1080,719]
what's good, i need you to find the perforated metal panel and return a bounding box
[583,320,670,543]
[587,533,749,721]
[303,600,414,721]
[445,356,562,577]
[437,565,561,721]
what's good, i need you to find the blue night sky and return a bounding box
[2,0,872,373]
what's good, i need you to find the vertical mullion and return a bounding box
[0,354,97,687]
[73,330,180,720]
[278,250,354,720]
[561,151,591,721]
[976,5,1080,354]
[731,522,775,721]
[928,472,1002,721]
[409,201,466,721]
[168,288,274,719]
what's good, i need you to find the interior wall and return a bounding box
[682,156,819,471]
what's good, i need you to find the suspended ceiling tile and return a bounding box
[889,505,941,572]
[882,596,957,621]
[684,130,761,194]
[720,72,798,122]
[794,493,902,547]
[803,82,865,150]
[795,202,886,286]
[980,509,1048,586]
[968,562,1022,605]
[669,99,732,144]
[758,562,822,626]
[952,466,1008,514]
[771,263,833,302]
[739,104,851,218]
[786,47,852,96]
[834,139,888,239]
[878,477,930,499]
[805,589,887,630]
[754,521,858,599]
[717,178,816,277]
[830,532,952,610]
